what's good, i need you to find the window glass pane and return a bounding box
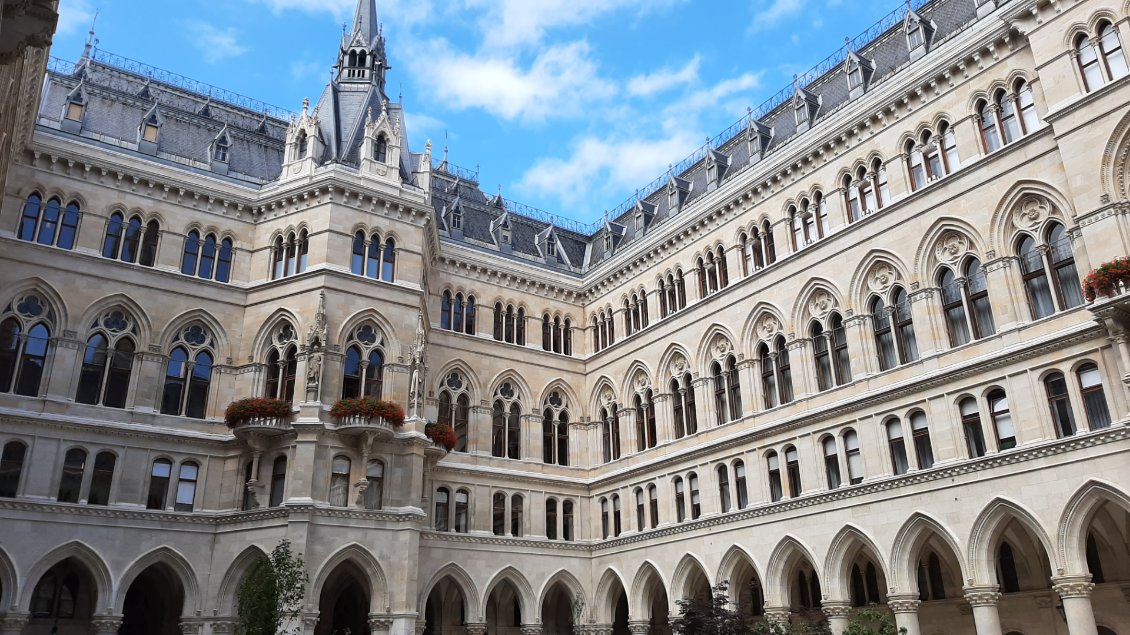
[1101,25,1129,78]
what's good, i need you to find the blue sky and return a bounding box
[53,0,907,224]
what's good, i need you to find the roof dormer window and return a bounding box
[374,134,388,162]
[66,98,85,122]
[603,232,613,252]
[907,22,924,49]
[904,9,933,60]
[214,138,230,163]
[500,220,511,245]
[793,89,819,133]
[845,52,874,99]
[451,208,462,230]
[795,98,809,126]
[142,114,160,143]
[547,235,557,258]
[635,212,644,232]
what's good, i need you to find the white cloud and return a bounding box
[250,0,435,28]
[627,56,701,98]
[56,0,95,37]
[289,59,325,82]
[678,72,762,113]
[464,0,681,49]
[750,0,807,33]
[404,112,445,144]
[185,21,250,64]
[412,39,615,122]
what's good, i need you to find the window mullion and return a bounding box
[957,277,977,339]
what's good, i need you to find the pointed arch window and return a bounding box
[491,381,522,460]
[673,476,686,522]
[716,464,731,512]
[766,451,783,502]
[542,391,570,466]
[634,488,646,530]
[341,323,385,399]
[103,213,159,266]
[733,461,748,509]
[296,129,309,159]
[759,342,777,410]
[1100,22,1129,80]
[872,296,897,371]
[600,497,610,538]
[271,230,308,279]
[812,321,833,391]
[182,231,233,282]
[75,310,137,409]
[19,194,79,249]
[375,134,388,163]
[785,446,802,497]
[87,451,116,506]
[988,389,1015,451]
[647,484,659,527]
[437,372,471,452]
[0,441,27,498]
[610,494,620,536]
[688,472,701,519]
[910,411,934,469]
[0,293,55,397]
[601,403,621,463]
[1077,363,1112,430]
[161,324,215,419]
[493,492,507,535]
[263,322,299,403]
[633,389,657,451]
[978,99,1002,153]
[669,371,697,437]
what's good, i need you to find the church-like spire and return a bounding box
[352,0,380,49]
[337,0,388,88]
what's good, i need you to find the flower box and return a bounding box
[329,398,405,427]
[225,397,293,428]
[1083,256,1130,302]
[425,423,457,451]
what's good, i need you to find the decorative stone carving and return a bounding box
[178,621,205,635]
[1052,576,1095,599]
[821,602,852,619]
[808,290,837,321]
[208,621,235,634]
[1012,195,1050,231]
[962,587,1002,606]
[90,617,124,635]
[627,621,651,635]
[464,624,488,635]
[601,389,616,407]
[934,231,969,266]
[409,311,427,418]
[669,354,688,378]
[887,595,921,613]
[757,314,781,340]
[711,335,733,359]
[867,262,898,294]
[0,614,30,634]
[520,626,544,635]
[368,616,394,631]
[763,607,791,625]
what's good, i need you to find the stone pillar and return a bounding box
[743,358,761,417]
[464,623,488,635]
[300,611,320,635]
[0,614,29,635]
[763,607,791,626]
[787,338,815,398]
[844,313,875,378]
[524,413,543,463]
[178,619,206,634]
[693,376,715,428]
[628,620,650,635]
[414,619,428,635]
[132,349,166,412]
[952,114,983,169]
[652,393,673,444]
[963,586,1003,635]
[1052,575,1099,635]
[619,407,638,454]
[90,616,124,635]
[520,625,544,635]
[44,332,82,399]
[471,404,492,456]
[908,287,945,356]
[286,427,321,504]
[888,594,921,635]
[886,152,913,202]
[368,615,394,634]
[822,600,851,634]
[982,257,1023,331]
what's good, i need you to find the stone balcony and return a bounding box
[330,414,397,440]
[230,416,295,440]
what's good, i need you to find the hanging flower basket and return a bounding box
[425,422,457,451]
[1083,256,1130,302]
[224,397,293,428]
[330,398,405,427]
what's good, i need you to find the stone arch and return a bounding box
[912,217,989,284]
[764,535,821,608]
[250,307,303,359]
[432,358,483,400]
[0,277,69,330]
[742,302,788,350]
[417,562,481,621]
[537,569,586,612]
[849,250,912,312]
[480,565,537,624]
[791,278,844,331]
[78,293,153,345]
[537,569,586,630]
[309,543,388,614]
[537,379,582,412]
[159,308,232,359]
[589,375,619,415]
[0,544,16,613]
[717,545,762,590]
[214,545,270,615]
[628,560,669,621]
[670,553,712,604]
[967,497,1058,585]
[1058,479,1130,574]
[989,180,1075,255]
[695,324,739,377]
[655,342,694,383]
[486,370,533,407]
[114,546,200,616]
[592,567,629,624]
[823,524,891,603]
[336,308,402,361]
[621,360,655,400]
[889,512,970,591]
[18,541,113,612]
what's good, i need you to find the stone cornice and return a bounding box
[0,500,426,525]
[420,531,591,551]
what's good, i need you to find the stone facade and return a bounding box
[1,1,1129,635]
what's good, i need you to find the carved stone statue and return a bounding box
[409,311,426,418]
[305,291,327,401]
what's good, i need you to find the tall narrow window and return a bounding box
[1077,363,1112,430]
[547,498,559,540]
[634,489,646,531]
[58,201,80,247]
[776,336,793,405]
[989,390,1015,451]
[910,412,934,469]
[329,456,350,507]
[872,297,897,371]
[823,437,842,489]
[454,490,469,533]
[600,498,610,538]
[734,461,748,509]
[610,494,620,536]
[147,458,171,509]
[996,90,1020,144]
[364,460,384,510]
[0,441,27,497]
[375,134,388,162]
[887,420,909,475]
[687,473,701,520]
[906,140,926,191]
[892,287,919,363]
[965,258,996,339]
[843,430,863,484]
[830,313,851,385]
[1018,235,1054,319]
[813,322,832,392]
[435,488,450,531]
[939,268,970,347]
[511,494,525,537]
[182,230,201,275]
[940,123,960,173]
[174,461,199,512]
[716,464,731,512]
[381,238,396,282]
[198,234,217,280]
[562,500,574,540]
[57,448,86,503]
[1047,223,1084,310]
[87,451,116,506]
[674,477,686,522]
[759,343,777,409]
[1078,34,1104,91]
[269,456,287,507]
[1100,22,1129,80]
[960,398,987,458]
[1045,372,1077,438]
[648,485,659,527]
[785,446,802,497]
[767,451,783,502]
[1015,80,1039,134]
[19,194,43,242]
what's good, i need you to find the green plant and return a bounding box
[329,398,405,426]
[671,582,754,635]
[841,606,905,635]
[751,620,832,635]
[236,540,309,635]
[1083,256,1130,301]
[425,422,457,450]
[225,397,293,427]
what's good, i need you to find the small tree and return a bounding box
[671,582,753,635]
[841,606,905,635]
[237,540,310,635]
[751,618,832,635]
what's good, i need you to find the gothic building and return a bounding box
[0,0,1129,634]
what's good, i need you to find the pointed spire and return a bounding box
[80,9,100,61]
[352,0,380,47]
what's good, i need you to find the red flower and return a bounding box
[1083,257,1130,302]
[425,423,457,451]
[224,397,293,427]
[329,398,405,427]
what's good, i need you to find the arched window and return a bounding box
[989,389,1015,451]
[959,397,987,458]
[20,194,79,249]
[1100,21,1129,81]
[492,492,507,535]
[965,258,996,339]
[366,232,381,278]
[160,324,215,419]
[269,456,287,507]
[120,215,143,262]
[1018,235,1055,319]
[75,310,137,409]
[830,313,851,385]
[872,296,896,371]
[341,323,385,399]
[978,99,1002,153]
[843,430,863,484]
[892,287,918,364]
[375,134,388,163]
[174,461,199,512]
[634,488,646,530]
[600,497,610,538]
[329,455,350,507]
[910,411,934,469]
[601,402,621,462]
[381,237,396,282]
[906,139,926,191]
[647,484,659,527]
[1015,80,1039,134]
[0,293,55,397]
[711,355,742,424]
[56,448,87,503]
[920,131,944,181]
[940,122,960,173]
[812,321,832,392]
[437,372,471,452]
[767,451,783,502]
[822,437,841,489]
[1077,363,1112,430]
[938,268,970,347]
[688,472,701,520]
[0,441,27,497]
[18,193,42,243]
[542,391,570,466]
[197,233,218,280]
[296,129,309,159]
[610,494,620,536]
[785,446,802,497]
[716,464,731,512]
[182,230,201,275]
[87,451,116,506]
[147,458,171,509]
[633,389,657,451]
[1047,223,1084,310]
[673,477,686,522]
[1045,372,1077,438]
[758,342,777,410]
[733,461,748,509]
[996,89,1021,145]
[562,499,575,540]
[364,460,384,510]
[434,487,450,531]
[454,489,470,532]
[547,497,560,539]
[351,231,366,275]
[491,381,522,460]
[263,322,298,403]
[887,420,909,475]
